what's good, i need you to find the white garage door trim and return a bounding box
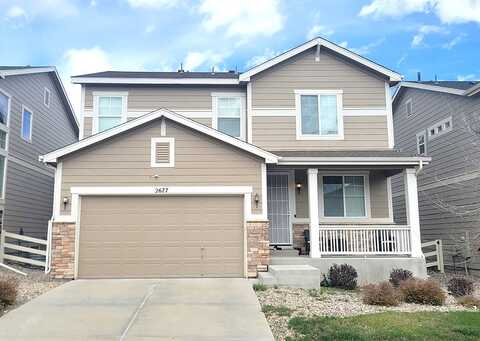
[69,186,253,279]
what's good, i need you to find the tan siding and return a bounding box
[60,118,263,215]
[191,117,212,127]
[251,47,386,108]
[252,116,389,151]
[370,171,389,219]
[83,117,92,138]
[84,85,245,111]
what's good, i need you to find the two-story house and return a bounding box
[392,81,480,274]
[40,38,429,283]
[0,66,78,246]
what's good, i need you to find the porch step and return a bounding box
[270,249,300,257]
[260,265,320,289]
[258,272,277,286]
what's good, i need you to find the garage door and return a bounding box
[78,196,244,278]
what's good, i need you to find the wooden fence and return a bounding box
[0,231,48,269]
[421,239,444,273]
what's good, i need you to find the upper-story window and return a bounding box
[0,89,9,198]
[405,98,413,116]
[21,106,33,142]
[428,117,452,140]
[93,92,128,133]
[44,88,51,108]
[416,130,426,155]
[295,90,343,140]
[212,93,245,140]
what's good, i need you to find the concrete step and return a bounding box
[258,272,277,286]
[268,265,320,289]
[270,256,310,265]
[270,249,300,257]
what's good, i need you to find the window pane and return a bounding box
[323,176,344,217]
[344,176,365,217]
[218,117,240,137]
[0,131,6,149]
[320,95,338,135]
[0,155,4,197]
[99,96,122,117]
[22,110,32,141]
[218,97,241,117]
[98,117,121,132]
[301,95,319,135]
[0,93,8,125]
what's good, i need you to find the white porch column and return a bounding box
[308,168,320,258]
[404,168,423,258]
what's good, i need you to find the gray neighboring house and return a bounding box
[0,66,79,240]
[392,80,480,273]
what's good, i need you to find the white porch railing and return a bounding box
[319,225,411,255]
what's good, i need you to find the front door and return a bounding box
[267,173,292,245]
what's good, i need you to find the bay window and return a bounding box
[296,90,343,140]
[322,175,367,218]
[212,93,245,140]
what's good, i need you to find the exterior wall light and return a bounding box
[63,197,69,207]
[254,193,260,208]
[296,183,303,194]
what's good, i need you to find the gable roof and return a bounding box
[239,37,402,83]
[40,108,279,164]
[392,80,480,105]
[0,66,79,136]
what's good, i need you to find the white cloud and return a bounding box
[145,24,156,33]
[127,0,179,9]
[457,74,476,81]
[359,0,480,24]
[3,0,77,24]
[90,0,97,7]
[411,25,447,47]
[6,6,27,18]
[338,41,349,48]
[184,50,229,71]
[442,34,465,49]
[350,38,385,55]
[306,25,334,40]
[245,48,279,69]
[397,53,407,66]
[198,0,283,39]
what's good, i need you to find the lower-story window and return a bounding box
[322,175,366,217]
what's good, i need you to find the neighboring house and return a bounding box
[40,38,429,282]
[0,66,78,241]
[392,81,480,273]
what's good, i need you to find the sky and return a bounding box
[1,0,479,115]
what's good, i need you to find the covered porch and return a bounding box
[265,151,430,281]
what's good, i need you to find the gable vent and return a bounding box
[151,137,174,167]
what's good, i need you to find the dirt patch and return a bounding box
[0,265,68,317]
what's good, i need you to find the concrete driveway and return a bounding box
[0,278,274,341]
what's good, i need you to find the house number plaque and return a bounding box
[154,187,169,194]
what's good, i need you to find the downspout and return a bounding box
[415,159,424,176]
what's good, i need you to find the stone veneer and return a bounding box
[293,223,309,254]
[246,220,270,278]
[50,222,75,279]
[50,220,270,279]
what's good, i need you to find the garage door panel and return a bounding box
[78,196,244,278]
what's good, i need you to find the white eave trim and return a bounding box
[393,82,466,103]
[0,67,56,77]
[239,37,402,82]
[71,77,240,85]
[277,156,431,166]
[40,108,279,164]
[464,83,480,96]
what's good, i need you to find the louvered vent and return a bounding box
[155,142,170,164]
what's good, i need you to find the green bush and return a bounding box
[448,277,474,297]
[253,283,267,292]
[457,295,480,308]
[362,281,400,306]
[0,277,18,306]
[399,279,446,306]
[389,268,413,287]
[328,264,358,290]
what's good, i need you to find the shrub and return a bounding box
[389,268,413,287]
[362,281,400,306]
[253,283,267,292]
[447,277,474,297]
[262,304,294,317]
[399,279,446,306]
[456,295,480,308]
[320,274,330,287]
[328,264,358,290]
[0,277,18,306]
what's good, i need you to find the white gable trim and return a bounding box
[72,77,239,85]
[40,109,279,164]
[393,82,466,104]
[239,38,402,82]
[0,67,56,78]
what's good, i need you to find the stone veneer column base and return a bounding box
[293,223,309,254]
[50,222,76,279]
[246,220,270,278]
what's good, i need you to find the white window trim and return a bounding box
[150,137,175,168]
[21,105,33,143]
[211,92,246,141]
[318,171,371,220]
[416,130,427,155]
[405,98,413,116]
[428,116,452,140]
[44,87,51,108]
[295,89,344,140]
[92,91,128,134]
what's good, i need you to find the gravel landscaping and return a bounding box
[256,272,480,341]
[0,265,67,317]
